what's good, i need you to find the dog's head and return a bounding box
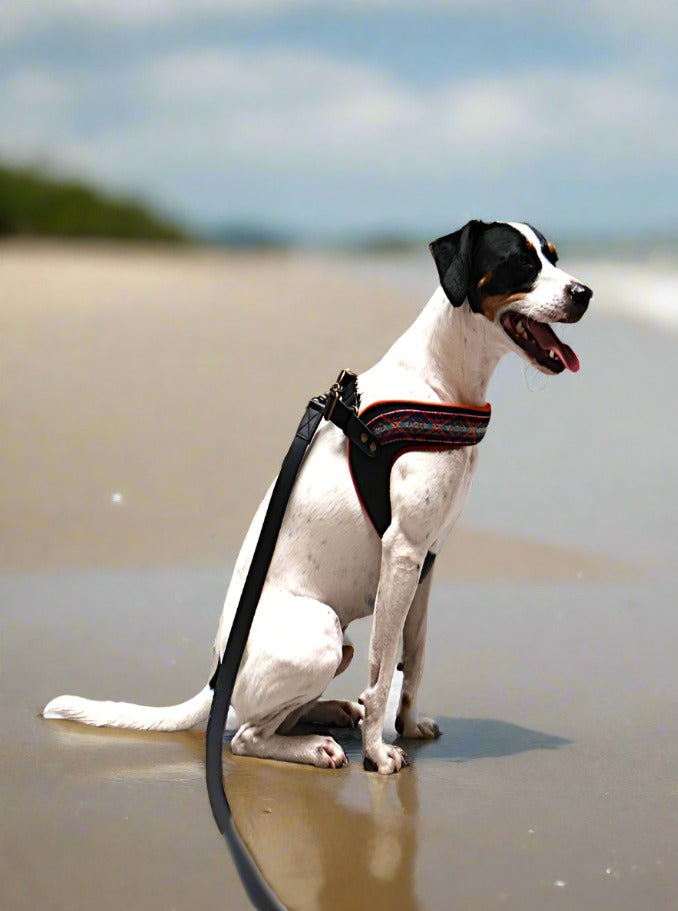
[430,220,592,374]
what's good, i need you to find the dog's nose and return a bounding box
[563,282,592,322]
[569,282,592,308]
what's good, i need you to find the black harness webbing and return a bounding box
[205,370,491,909]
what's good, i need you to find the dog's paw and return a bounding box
[313,736,348,769]
[302,699,364,728]
[395,713,441,739]
[333,700,364,728]
[363,743,409,774]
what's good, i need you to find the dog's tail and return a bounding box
[42,684,213,732]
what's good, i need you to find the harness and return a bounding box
[205,369,491,910]
[349,398,491,537]
[340,374,491,578]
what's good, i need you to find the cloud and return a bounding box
[0,1,308,39]
[3,47,673,176]
[2,0,678,38]
[0,7,676,233]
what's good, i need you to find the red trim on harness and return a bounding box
[358,398,491,416]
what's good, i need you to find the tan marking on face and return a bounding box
[480,291,526,320]
[477,271,492,289]
[547,241,558,259]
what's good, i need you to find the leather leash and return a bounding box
[205,369,375,910]
[205,368,492,907]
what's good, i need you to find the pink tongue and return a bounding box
[526,318,580,372]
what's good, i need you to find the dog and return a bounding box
[44,220,591,775]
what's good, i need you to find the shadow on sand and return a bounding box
[331,715,572,765]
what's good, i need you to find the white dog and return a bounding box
[44,220,591,775]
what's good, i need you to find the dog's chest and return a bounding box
[267,433,479,626]
[434,445,479,545]
[390,443,479,551]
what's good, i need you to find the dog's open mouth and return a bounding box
[501,313,580,374]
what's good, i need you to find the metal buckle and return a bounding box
[324,368,357,421]
[336,368,357,388]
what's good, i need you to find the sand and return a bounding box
[2,242,677,910]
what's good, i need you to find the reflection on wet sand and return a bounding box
[44,721,206,782]
[224,718,571,909]
[43,719,421,908]
[45,715,569,911]
[223,746,421,911]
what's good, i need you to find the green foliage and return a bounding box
[0,161,186,241]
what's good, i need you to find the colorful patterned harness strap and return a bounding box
[348,400,492,539]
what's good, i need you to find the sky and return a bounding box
[1,1,677,241]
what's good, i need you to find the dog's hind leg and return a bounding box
[229,591,349,768]
[295,641,363,729]
[297,698,363,729]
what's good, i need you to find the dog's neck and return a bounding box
[385,287,509,406]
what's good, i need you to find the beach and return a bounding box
[2,241,677,910]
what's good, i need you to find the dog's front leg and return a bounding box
[361,528,426,774]
[395,567,441,740]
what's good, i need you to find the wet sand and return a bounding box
[2,243,677,910]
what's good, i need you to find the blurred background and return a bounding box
[1,0,677,248]
[3,5,678,911]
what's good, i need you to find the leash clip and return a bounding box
[322,368,378,457]
[324,368,358,420]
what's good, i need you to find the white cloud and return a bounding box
[590,0,678,29]
[0,12,676,234]
[1,47,675,198]
[140,48,391,110]
[0,0,313,39]
[2,0,677,38]
[135,50,678,172]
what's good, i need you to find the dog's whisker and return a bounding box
[524,362,549,392]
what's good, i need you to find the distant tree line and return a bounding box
[0,161,186,241]
[5,161,662,255]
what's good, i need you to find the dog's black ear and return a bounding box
[429,220,484,307]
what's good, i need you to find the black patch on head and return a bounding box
[470,223,542,303]
[430,221,553,310]
[526,223,558,265]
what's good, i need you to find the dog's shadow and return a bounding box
[330,716,571,764]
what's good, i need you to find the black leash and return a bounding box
[205,368,491,906]
[205,370,376,910]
